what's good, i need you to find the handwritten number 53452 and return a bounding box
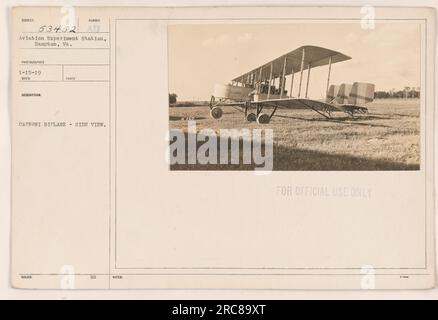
[38,25,77,33]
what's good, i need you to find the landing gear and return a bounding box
[257,113,270,124]
[208,95,274,124]
[254,103,270,124]
[246,113,257,122]
[322,105,333,118]
[210,106,223,119]
[245,102,272,123]
[209,96,223,119]
[343,105,368,119]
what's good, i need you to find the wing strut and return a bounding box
[296,99,331,119]
[298,47,306,98]
[289,68,294,97]
[325,56,332,97]
[257,67,263,93]
[280,56,287,98]
[267,63,273,99]
[305,63,311,98]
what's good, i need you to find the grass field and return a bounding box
[169,99,420,170]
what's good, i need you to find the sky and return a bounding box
[168,22,421,101]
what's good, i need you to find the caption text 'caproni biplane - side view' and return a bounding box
[208,45,375,124]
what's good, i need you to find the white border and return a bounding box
[1,0,437,299]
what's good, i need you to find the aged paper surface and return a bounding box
[10,6,435,289]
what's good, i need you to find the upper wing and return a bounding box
[232,46,351,84]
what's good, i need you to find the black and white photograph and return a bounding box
[168,22,421,170]
[2,3,436,297]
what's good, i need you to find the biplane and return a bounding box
[208,45,375,124]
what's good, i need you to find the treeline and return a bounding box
[169,93,178,104]
[375,87,420,99]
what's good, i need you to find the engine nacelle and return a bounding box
[348,82,375,105]
[213,84,254,100]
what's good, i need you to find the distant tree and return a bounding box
[404,86,410,99]
[373,87,419,99]
[375,91,390,99]
[169,93,178,104]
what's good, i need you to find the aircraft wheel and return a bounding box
[246,113,257,122]
[257,113,270,124]
[210,107,223,119]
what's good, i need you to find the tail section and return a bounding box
[348,82,375,105]
[335,83,353,104]
[328,82,375,116]
[326,85,340,103]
